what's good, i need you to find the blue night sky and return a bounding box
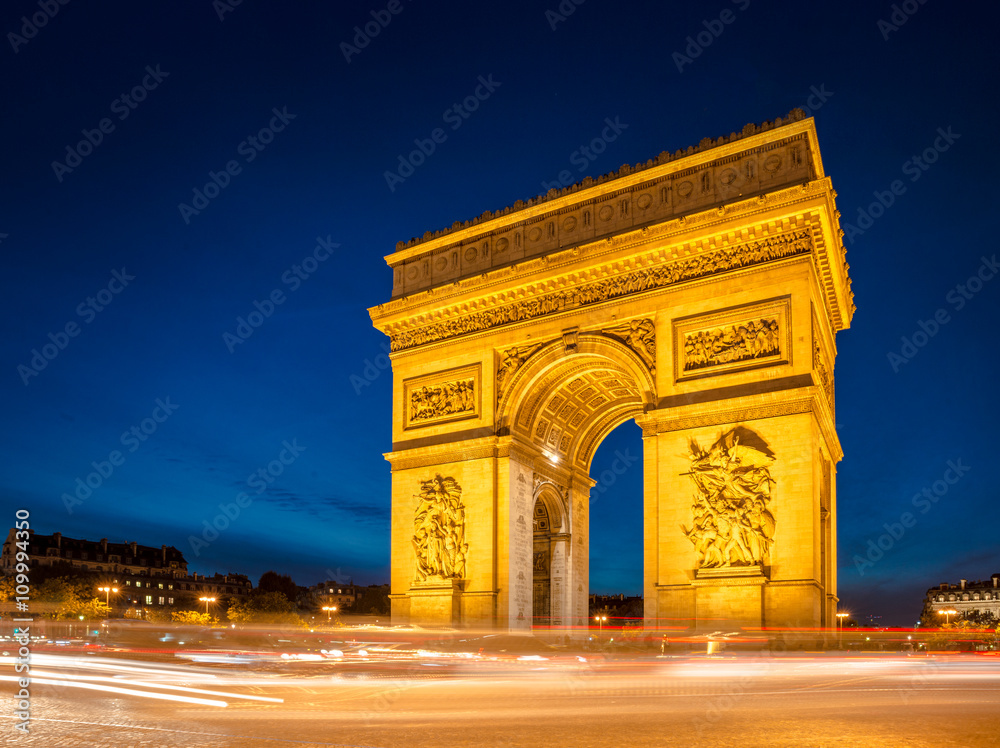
[2,1,998,625]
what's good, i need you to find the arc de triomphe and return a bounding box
[369,110,854,632]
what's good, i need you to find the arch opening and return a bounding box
[588,420,644,627]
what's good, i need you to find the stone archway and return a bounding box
[372,111,854,633]
[531,481,567,629]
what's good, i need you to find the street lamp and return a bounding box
[937,608,958,625]
[199,596,216,616]
[322,605,337,623]
[98,586,118,613]
[595,614,608,638]
[836,612,849,649]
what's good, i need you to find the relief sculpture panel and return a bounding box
[413,475,468,582]
[681,427,776,570]
[403,364,480,429]
[673,298,790,382]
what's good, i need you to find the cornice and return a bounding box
[387,110,816,260]
[371,178,836,326]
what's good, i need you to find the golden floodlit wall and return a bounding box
[371,110,853,632]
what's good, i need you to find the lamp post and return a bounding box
[937,608,958,625]
[836,612,849,648]
[199,596,216,616]
[595,614,607,639]
[98,586,118,615]
[322,605,337,623]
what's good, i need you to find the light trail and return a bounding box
[0,674,227,707]
[23,669,284,702]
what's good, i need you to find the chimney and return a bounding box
[100,538,108,553]
[129,541,137,555]
[162,545,167,563]
[53,532,61,549]
[960,579,967,590]
[992,574,998,588]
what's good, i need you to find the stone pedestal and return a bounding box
[692,566,768,631]
[408,578,464,626]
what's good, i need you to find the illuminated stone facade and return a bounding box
[923,576,1000,621]
[370,111,853,631]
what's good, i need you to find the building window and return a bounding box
[145,595,152,605]
[158,583,163,589]
[158,596,165,605]
[168,597,174,604]
[168,584,173,590]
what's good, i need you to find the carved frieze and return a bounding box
[682,318,779,372]
[403,364,481,430]
[603,318,655,373]
[673,298,791,382]
[389,230,813,352]
[413,475,468,582]
[681,427,776,569]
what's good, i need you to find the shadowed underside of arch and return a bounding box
[498,334,655,472]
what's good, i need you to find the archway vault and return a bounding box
[372,111,853,634]
[499,334,655,473]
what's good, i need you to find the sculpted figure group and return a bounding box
[409,379,475,422]
[683,318,779,371]
[413,475,468,582]
[682,428,777,569]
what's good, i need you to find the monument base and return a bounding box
[692,565,768,631]
[408,578,465,626]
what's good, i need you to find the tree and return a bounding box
[228,591,304,626]
[352,584,390,616]
[959,609,999,628]
[34,578,110,619]
[0,575,16,602]
[171,611,218,626]
[257,571,298,603]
